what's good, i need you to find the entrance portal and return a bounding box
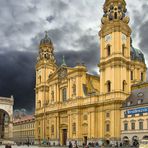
[84,136,87,145]
[0,96,13,140]
[62,129,67,145]
[0,110,10,139]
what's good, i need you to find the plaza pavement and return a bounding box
[0,146,67,148]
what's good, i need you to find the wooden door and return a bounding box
[62,129,67,145]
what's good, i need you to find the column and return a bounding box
[88,112,91,139]
[67,112,71,140]
[56,84,59,102]
[90,110,95,139]
[56,115,60,141]
[68,79,70,99]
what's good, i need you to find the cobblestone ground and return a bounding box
[0,146,67,148]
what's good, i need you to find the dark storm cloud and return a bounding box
[46,16,55,23]
[56,39,100,75]
[129,2,148,63]
[138,3,148,54]
[0,51,36,112]
[0,44,99,113]
[139,21,148,53]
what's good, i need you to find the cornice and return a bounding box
[99,20,131,37]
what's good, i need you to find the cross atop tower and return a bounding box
[61,55,67,67]
[45,31,48,38]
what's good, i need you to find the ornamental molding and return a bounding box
[99,21,131,37]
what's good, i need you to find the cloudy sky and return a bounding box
[0,0,148,112]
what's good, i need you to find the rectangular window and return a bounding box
[124,113,127,118]
[62,88,67,101]
[139,113,143,116]
[131,71,133,80]
[141,72,144,81]
[139,122,143,130]
[106,124,110,132]
[131,122,135,130]
[124,123,128,131]
[72,123,76,134]
[51,125,54,135]
[106,112,110,118]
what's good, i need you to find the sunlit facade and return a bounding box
[121,82,148,145]
[35,0,147,146]
[13,115,35,144]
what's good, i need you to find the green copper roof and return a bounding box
[40,31,52,45]
[61,55,67,66]
[130,43,145,63]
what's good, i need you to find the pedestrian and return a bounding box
[73,141,78,148]
[69,141,73,148]
[5,145,11,148]
[120,142,122,147]
[95,142,99,148]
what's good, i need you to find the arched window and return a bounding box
[141,72,144,81]
[107,45,111,56]
[114,12,117,19]
[107,81,111,92]
[123,80,126,91]
[122,44,125,56]
[62,88,67,101]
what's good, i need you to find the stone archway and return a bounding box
[0,96,14,140]
[143,135,148,140]
[132,136,139,147]
[0,109,10,138]
[122,136,129,146]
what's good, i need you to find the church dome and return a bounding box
[130,39,145,63]
[40,31,52,46]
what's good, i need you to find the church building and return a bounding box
[35,0,147,146]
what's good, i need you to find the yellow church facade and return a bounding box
[35,0,147,146]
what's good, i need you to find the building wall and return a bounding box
[13,116,35,144]
[35,0,147,146]
[121,106,148,143]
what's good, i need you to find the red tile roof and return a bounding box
[13,115,35,124]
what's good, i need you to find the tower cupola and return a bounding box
[101,0,130,25]
[37,31,56,65]
[40,31,52,46]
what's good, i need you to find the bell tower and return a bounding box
[36,32,57,86]
[35,32,57,141]
[98,0,131,143]
[35,31,57,110]
[36,31,57,107]
[99,0,131,97]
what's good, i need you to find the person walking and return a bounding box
[69,141,73,148]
